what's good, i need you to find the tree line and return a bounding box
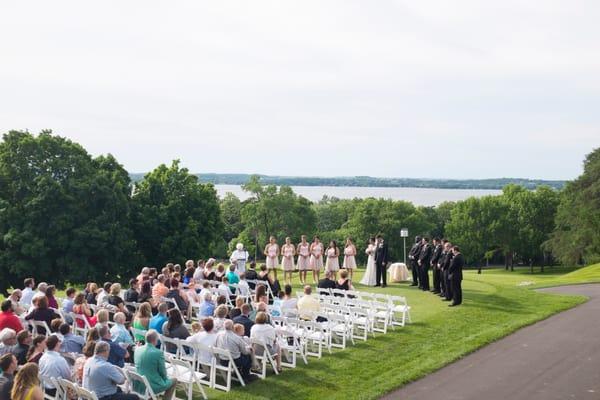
[0,130,598,293]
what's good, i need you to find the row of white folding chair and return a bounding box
[42,376,98,400]
[279,317,332,359]
[271,318,308,367]
[321,296,389,334]
[249,337,280,379]
[164,353,208,400]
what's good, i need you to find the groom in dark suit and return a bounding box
[374,234,389,287]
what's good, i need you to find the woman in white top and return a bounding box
[279,284,298,317]
[296,235,311,285]
[360,237,377,286]
[281,237,296,286]
[213,305,229,331]
[186,317,218,365]
[309,236,324,284]
[264,236,280,281]
[343,237,358,281]
[230,243,249,273]
[250,311,281,371]
[325,240,340,279]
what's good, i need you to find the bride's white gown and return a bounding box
[360,244,377,286]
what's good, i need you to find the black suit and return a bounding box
[418,243,432,290]
[448,252,464,305]
[441,250,454,300]
[408,242,422,286]
[318,278,337,292]
[374,241,389,286]
[233,314,254,337]
[430,244,443,293]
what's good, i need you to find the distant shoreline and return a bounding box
[129,173,565,191]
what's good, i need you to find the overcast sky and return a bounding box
[1,1,598,180]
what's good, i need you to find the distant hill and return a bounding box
[129,173,565,190]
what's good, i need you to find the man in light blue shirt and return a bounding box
[110,312,134,347]
[149,303,169,332]
[83,341,138,400]
[62,288,76,313]
[39,335,72,395]
[59,323,85,354]
[199,294,215,318]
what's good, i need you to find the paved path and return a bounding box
[382,284,600,400]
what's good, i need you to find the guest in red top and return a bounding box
[0,300,23,332]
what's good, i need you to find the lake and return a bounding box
[214,184,501,206]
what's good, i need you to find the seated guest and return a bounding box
[108,283,128,315]
[271,291,284,317]
[213,305,229,332]
[99,325,128,368]
[96,309,110,329]
[62,288,77,314]
[152,275,169,300]
[74,341,96,385]
[183,263,195,285]
[253,284,268,307]
[50,318,63,334]
[166,279,188,312]
[203,259,216,281]
[21,278,36,308]
[229,297,245,319]
[132,303,152,342]
[214,320,254,382]
[198,282,211,303]
[0,354,17,400]
[161,309,189,353]
[59,323,85,354]
[257,264,271,284]
[336,269,354,292]
[245,262,258,288]
[24,296,59,334]
[297,285,320,320]
[192,260,205,283]
[0,328,17,356]
[85,283,99,305]
[250,311,281,371]
[26,336,46,364]
[73,293,97,328]
[14,330,32,365]
[217,277,234,299]
[135,330,177,400]
[96,282,112,306]
[198,294,215,318]
[236,273,251,297]
[318,270,337,291]
[8,290,25,315]
[215,263,226,281]
[136,267,151,284]
[138,281,156,309]
[124,279,139,304]
[232,304,254,337]
[110,313,134,347]
[186,318,217,366]
[45,286,59,310]
[39,335,71,396]
[31,283,48,306]
[11,362,44,400]
[280,284,298,317]
[226,265,240,287]
[0,300,23,332]
[149,303,169,332]
[83,341,138,400]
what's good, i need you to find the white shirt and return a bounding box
[250,323,277,346]
[199,288,212,303]
[21,287,35,306]
[229,250,249,273]
[39,350,72,388]
[236,280,250,296]
[280,298,298,316]
[96,290,108,305]
[217,284,233,298]
[186,331,217,364]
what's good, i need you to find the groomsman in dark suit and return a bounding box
[441,241,454,301]
[417,237,432,291]
[374,234,389,288]
[408,236,422,287]
[448,246,464,306]
[430,238,443,294]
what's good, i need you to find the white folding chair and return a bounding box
[125,369,164,400]
[70,312,91,337]
[179,341,213,387]
[30,320,52,337]
[165,354,208,400]
[56,378,79,400]
[317,288,332,297]
[277,328,308,368]
[76,386,99,400]
[39,376,59,400]
[250,338,280,379]
[389,295,412,327]
[210,346,245,392]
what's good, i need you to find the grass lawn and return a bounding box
[198,264,599,400]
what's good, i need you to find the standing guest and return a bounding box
[417,237,432,291]
[342,237,357,281]
[0,354,17,400]
[245,262,258,288]
[21,278,36,307]
[99,325,128,367]
[59,323,85,354]
[8,290,25,315]
[26,336,46,364]
[62,288,77,314]
[74,341,96,385]
[14,330,32,365]
[309,236,324,284]
[430,238,444,294]
[25,296,59,334]
[264,236,280,281]
[166,279,189,313]
[110,313,134,347]
[124,279,139,303]
[45,286,59,310]
[73,293,97,328]
[318,270,337,292]
[280,285,298,317]
[152,275,169,301]
[214,321,254,382]
[132,303,152,342]
[10,363,44,400]
[408,236,423,287]
[0,300,23,332]
[186,318,217,366]
[149,303,169,332]
[250,312,281,371]
[135,330,178,400]
[336,270,355,291]
[38,335,71,396]
[448,246,465,307]
[226,265,240,288]
[161,309,189,353]
[325,240,340,279]
[296,235,311,285]
[97,282,112,306]
[281,237,296,286]
[82,341,138,400]
[374,234,389,288]
[86,283,99,305]
[232,304,254,337]
[230,243,250,273]
[297,286,320,320]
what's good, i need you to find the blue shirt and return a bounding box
[110,323,134,346]
[61,333,85,354]
[101,338,127,368]
[83,355,125,398]
[149,313,168,332]
[199,302,215,317]
[62,297,75,313]
[39,351,71,389]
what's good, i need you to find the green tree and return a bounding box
[220,192,244,247]
[131,160,223,265]
[545,147,600,265]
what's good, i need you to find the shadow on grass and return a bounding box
[464,291,530,314]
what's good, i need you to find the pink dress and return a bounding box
[343,245,357,269]
[325,248,340,272]
[266,244,279,269]
[309,243,324,271]
[297,243,311,270]
[281,245,295,271]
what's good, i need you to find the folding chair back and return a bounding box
[125,369,161,400]
[165,356,208,400]
[250,338,279,379]
[210,346,245,391]
[76,386,99,400]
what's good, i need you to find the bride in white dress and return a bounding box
[360,237,377,286]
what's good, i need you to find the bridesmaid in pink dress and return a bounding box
[264,236,280,281]
[343,237,357,281]
[325,240,340,279]
[296,235,311,285]
[281,237,296,286]
[309,236,324,284]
